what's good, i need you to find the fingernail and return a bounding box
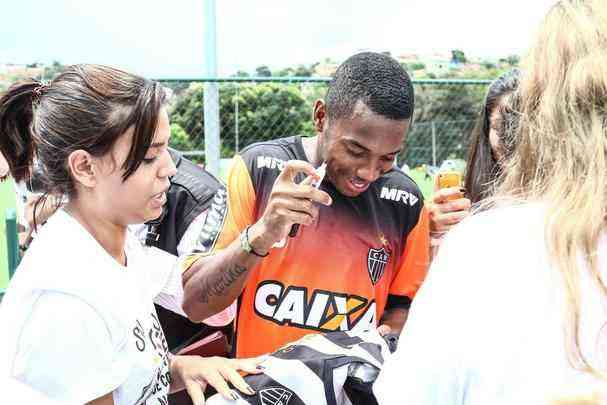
[246,385,256,395]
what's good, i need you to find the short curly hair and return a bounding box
[325,52,414,121]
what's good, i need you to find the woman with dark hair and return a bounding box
[0,65,260,405]
[464,68,520,203]
[428,69,520,246]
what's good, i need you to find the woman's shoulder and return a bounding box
[449,202,545,242]
[433,202,549,283]
[11,211,139,337]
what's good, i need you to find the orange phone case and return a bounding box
[438,172,462,189]
[438,172,463,201]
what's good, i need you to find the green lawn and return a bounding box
[0,178,16,290]
[408,168,434,201]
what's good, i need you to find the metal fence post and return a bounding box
[203,0,220,176]
[235,84,239,153]
[431,121,437,167]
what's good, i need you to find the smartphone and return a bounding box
[438,171,463,201]
[288,162,327,238]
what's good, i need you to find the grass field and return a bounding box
[408,169,434,201]
[0,178,16,290]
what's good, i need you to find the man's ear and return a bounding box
[313,99,327,134]
[67,150,97,188]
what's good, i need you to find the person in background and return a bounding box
[428,69,521,251]
[374,0,607,402]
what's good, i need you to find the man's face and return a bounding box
[316,100,410,197]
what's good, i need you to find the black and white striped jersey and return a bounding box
[207,329,396,405]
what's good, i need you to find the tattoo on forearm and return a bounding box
[199,263,248,303]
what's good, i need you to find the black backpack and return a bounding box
[145,149,224,256]
[145,149,226,352]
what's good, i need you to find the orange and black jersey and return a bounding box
[185,136,430,358]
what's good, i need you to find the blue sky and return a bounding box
[1,0,557,78]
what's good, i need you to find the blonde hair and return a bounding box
[494,0,607,379]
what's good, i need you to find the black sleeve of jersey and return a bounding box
[239,136,305,219]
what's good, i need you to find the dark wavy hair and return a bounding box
[0,64,167,197]
[464,69,521,203]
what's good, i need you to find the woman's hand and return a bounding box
[428,181,471,259]
[171,355,264,405]
[428,186,471,234]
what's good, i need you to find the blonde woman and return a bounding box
[374,1,607,403]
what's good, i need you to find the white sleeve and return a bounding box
[12,292,131,404]
[145,246,187,317]
[5,378,65,405]
[373,226,473,405]
[176,209,209,256]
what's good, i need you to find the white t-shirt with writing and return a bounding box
[0,209,185,404]
[374,203,607,404]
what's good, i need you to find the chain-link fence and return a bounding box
[159,78,491,169]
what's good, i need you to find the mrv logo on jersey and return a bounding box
[257,156,286,171]
[380,186,419,206]
[254,281,377,333]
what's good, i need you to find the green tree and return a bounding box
[401,81,485,167]
[451,49,467,64]
[232,70,250,77]
[169,123,195,151]
[505,54,520,66]
[275,67,294,77]
[42,61,66,80]
[170,82,312,158]
[292,64,314,77]
[407,62,426,71]
[275,64,314,77]
[255,65,272,77]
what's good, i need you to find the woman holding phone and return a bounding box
[428,69,520,251]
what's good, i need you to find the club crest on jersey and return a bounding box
[259,387,293,405]
[367,247,389,285]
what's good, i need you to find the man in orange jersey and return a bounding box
[182,52,430,358]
